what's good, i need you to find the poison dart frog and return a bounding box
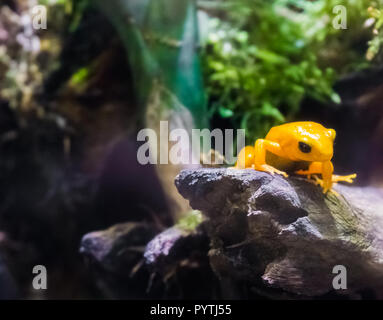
[235,121,356,193]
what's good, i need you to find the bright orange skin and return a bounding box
[235,121,356,193]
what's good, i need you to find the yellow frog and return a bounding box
[235,121,356,193]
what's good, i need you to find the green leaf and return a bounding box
[260,102,285,122]
[218,106,234,118]
[331,92,342,104]
[253,49,289,64]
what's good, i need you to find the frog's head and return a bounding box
[283,122,336,162]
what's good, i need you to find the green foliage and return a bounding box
[201,0,373,141]
[38,0,67,5]
[366,2,383,61]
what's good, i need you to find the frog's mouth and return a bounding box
[295,150,333,163]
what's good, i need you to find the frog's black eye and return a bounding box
[299,142,311,153]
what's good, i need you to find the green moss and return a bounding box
[176,210,203,231]
[325,192,369,249]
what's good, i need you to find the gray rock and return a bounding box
[143,224,218,299]
[81,221,217,299]
[144,224,209,268]
[80,222,157,299]
[80,222,157,274]
[175,168,383,299]
[0,253,18,299]
[144,226,192,265]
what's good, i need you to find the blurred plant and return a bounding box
[37,0,90,33]
[366,2,383,61]
[96,0,207,128]
[201,0,374,141]
[0,0,89,113]
[0,2,42,111]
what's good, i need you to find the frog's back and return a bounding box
[265,121,324,142]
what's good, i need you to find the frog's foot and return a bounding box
[332,173,357,184]
[312,175,325,187]
[312,175,333,194]
[254,164,288,178]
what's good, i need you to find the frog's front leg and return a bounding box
[295,161,333,192]
[252,139,288,178]
[321,160,334,193]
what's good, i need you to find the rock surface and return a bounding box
[80,222,158,299]
[0,252,18,299]
[143,224,218,299]
[175,168,383,299]
[80,222,218,299]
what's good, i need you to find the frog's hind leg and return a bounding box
[296,162,356,184]
[235,146,256,169]
[296,162,356,194]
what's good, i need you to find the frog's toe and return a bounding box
[279,171,289,178]
[312,176,332,193]
[312,175,323,186]
[255,164,288,178]
[323,185,331,194]
[267,166,288,178]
